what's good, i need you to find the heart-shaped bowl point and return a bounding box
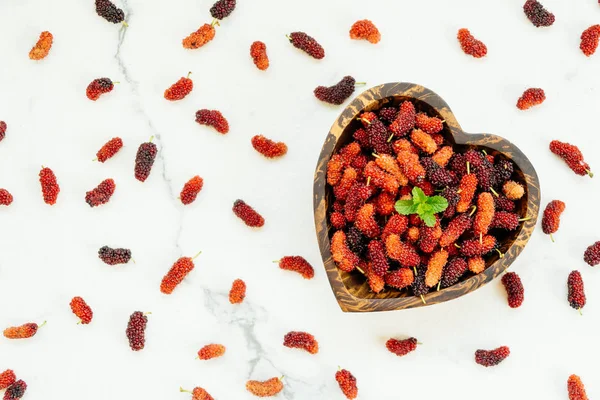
[313,82,541,312]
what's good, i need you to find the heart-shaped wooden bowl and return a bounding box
[313,82,541,312]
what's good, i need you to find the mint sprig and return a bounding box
[394,187,448,227]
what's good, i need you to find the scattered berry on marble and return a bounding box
[457,28,487,58]
[126,311,148,351]
[287,32,325,59]
[164,72,193,101]
[183,22,217,50]
[335,369,358,400]
[568,270,586,314]
[195,109,229,134]
[583,241,600,267]
[502,180,525,200]
[29,31,53,60]
[0,121,6,142]
[86,78,116,101]
[180,387,214,400]
[98,246,132,265]
[568,374,589,400]
[197,344,226,360]
[229,279,246,304]
[160,253,201,294]
[210,0,236,19]
[523,0,555,27]
[70,296,93,324]
[0,370,16,390]
[39,167,60,205]
[3,380,26,400]
[349,19,381,44]
[386,337,418,357]
[549,140,593,177]
[276,256,314,279]
[134,138,157,182]
[580,25,600,56]
[95,137,123,162]
[180,176,204,205]
[233,199,264,227]
[95,0,125,24]
[516,88,545,110]
[475,346,510,367]
[314,76,363,105]
[501,272,524,308]
[541,200,565,241]
[3,321,45,339]
[283,331,319,354]
[0,189,13,206]
[245,377,284,397]
[250,41,269,70]
[251,135,287,158]
[85,178,116,207]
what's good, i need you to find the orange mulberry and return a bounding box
[385,268,414,289]
[432,146,453,167]
[330,211,346,229]
[456,174,478,213]
[233,199,264,227]
[334,168,358,201]
[381,214,409,241]
[183,23,216,49]
[164,72,193,101]
[39,166,60,205]
[349,20,381,44]
[70,296,93,324]
[396,151,425,183]
[246,377,284,397]
[568,374,589,400]
[180,176,204,205]
[276,256,314,279]
[283,331,319,354]
[331,231,360,272]
[542,200,565,241]
[457,28,487,58]
[29,31,53,60]
[229,279,246,304]
[95,137,123,162]
[415,113,443,135]
[580,25,600,56]
[517,88,545,110]
[3,321,45,339]
[355,203,380,238]
[0,189,13,206]
[468,256,486,273]
[425,249,448,287]
[198,344,226,360]
[251,135,287,158]
[503,180,524,200]
[250,41,269,70]
[392,138,418,155]
[374,191,395,216]
[180,387,214,400]
[364,161,398,194]
[327,154,345,186]
[365,263,385,293]
[474,192,495,236]
[0,370,16,390]
[374,154,408,186]
[385,234,420,267]
[386,337,418,357]
[550,140,593,177]
[160,253,200,294]
[335,369,358,400]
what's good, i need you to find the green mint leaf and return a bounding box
[395,200,417,215]
[420,213,437,227]
[426,195,449,214]
[412,187,427,204]
[417,203,433,214]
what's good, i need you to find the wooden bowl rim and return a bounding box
[313,82,541,312]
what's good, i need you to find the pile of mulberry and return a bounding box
[250,41,269,70]
[276,256,314,279]
[3,321,45,339]
[39,167,59,205]
[126,311,148,351]
[180,176,204,205]
[198,344,226,360]
[86,78,116,101]
[580,25,600,56]
[501,272,524,308]
[229,279,246,304]
[283,331,319,354]
[287,32,325,59]
[251,135,287,158]
[568,374,589,400]
[95,0,125,24]
[98,246,131,265]
[349,20,380,44]
[583,241,600,266]
[85,179,116,207]
[541,200,565,241]
[386,337,418,357]
[568,270,586,313]
[233,199,264,227]
[134,139,157,182]
[335,369,358,400]
[0,189,13,206]
[210,0,236,20]
[160,254,199,294]
[164,73,193,101]
[523,0,555,27]
[29,31,53,60]
[517,88,545,110]
[314,76,360,105]
[457,28,487,58]
[550,140,593,177]
[183,23,216,50]
[96,137,123,162]
[245,377,283,397]
[3,380,26,400]
[70,296,93,324]
[475,346,510,367]
[196,109,229,134]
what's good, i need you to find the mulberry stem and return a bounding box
[436,282,441,291]
[387,133,394,142]
[586,169,594,178]
[211,19,220,27]
[366,176,371,186]
[519,217,532,222]
[356,265,365,274]
[355,82,367,86]
[550,233,555,243]
[479,233,483,244]
[149,135,154,143]
[420,295,426,304]
[192,251,202,259]
[122,21,129,27]
[578,308,583,316]
[494,248,504,258]
[180,388,191,393]
[371,153,380,158]
[469,206,477,216]
[489,187,499,197]
[466,161,471,174]
[39,320,47,329]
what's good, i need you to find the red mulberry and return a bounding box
[335,369,358,400]
[39,166,59,205]
[330,211,346,229]
[85,178,116,207]
[95,0,125,24]
[210,0,236,19]
[385,234,420,267]
[517,88,545,110]
[70,296,93,324]
[461,235,497,257]
[367,240,389,276]
[474,192,495,236]
[183,23,216,50]
[425,249,448,287]
[283,331,318,354]
[233,199,264,227]
[198,343,226,360]
[389,101,415,137]
[29,31,53,60]
[491,211,521,230]
[126,311,148,351]
[495,195,516,212]
[441,257,468,287]
[229,279,246,304]
[251,135,287,158]
[331,231,360,272]
[440,214,472,248]
[164,72,193,101]
[475,346,510,367]
[568,270,586,313]
[355,204,380,238]
[374,191,395,216]
[98,246,131,265]
[0,370,16,390]
[542,200,565,240]
[501,272,524,308]
[180,176,204,205]
[287,32,324,59]
[195,109,229,134]
[415,113,443,134]
[386,337,418,357]
[457,28,487,58]
[339,142,361,165]
[523,0,555,27]
[0,189,13,206]
[381,214,409,241]
[365,263,385,293]
[3,321,45,339]
[134,139,157,182]
[95,137,123,162]
[277,256,314,279]
[584,241,600,266]
[0,121,6,142]
[568,374,589,400]
[314,76,359,105]
[378,107,398,122]
[397,151,425,183]
[246,377,284,397]
[419,222,442,254]
[364,161,399,194]
[3,380,26,400]
[344,183,374,222]
[411,129,437,154]
[550,140,593,177]
[503,181,525,200]
[392,138,418,155]
[160,254,200,294]
[86,78,115,101]
[250,41,269,70]
[456,174,478,213]
[349,20,381,44]
[180,387,214,400]
[385,268,414,289]
[580,25,600,56]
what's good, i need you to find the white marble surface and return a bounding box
[1,0,600,399]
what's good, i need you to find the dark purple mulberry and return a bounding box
[584,241,600,266]
[494,195,516,212]
[523,0,555,27]
[126,311,148,351]
[422,157,454,187]
[475,159,498,192]
[464,150,485,169]
[494,159,514,184]
[378,107,398,123]
[287,32,325,59]
[4,379,27,400]
[98,246,132,265]
[441,257,468,288]
[314,76,359,105]
[95,0,125,24]
[448,153,468,177]
[346,226,367,256]
[134,138,157,182]
[360,113,392,154]
[210,0,236,19]
[501,272,524,308]
[568,270,586,313]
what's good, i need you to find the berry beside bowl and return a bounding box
[313,82,541,312]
